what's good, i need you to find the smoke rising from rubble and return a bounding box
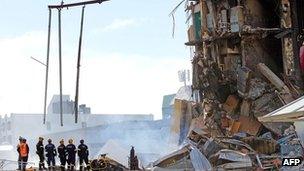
[0,117,180,169]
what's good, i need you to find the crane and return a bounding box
[43,0,109,126]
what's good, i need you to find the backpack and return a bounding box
[20,143,28,157]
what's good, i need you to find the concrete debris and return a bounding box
[90,154,128,171]
[237,66,251,97]
[149,0,304,170]
[257,63,294,104]
[189,146,212,171]
[203,138,223,158]
[252,93,282,117]
[247,78,268,100]
[148,145,212,171]
[155,0,304,169]
[256,154,282,170]
[212,149,251,163]
[241,136,278,154]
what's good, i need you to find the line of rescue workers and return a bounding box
[17,137,90,171]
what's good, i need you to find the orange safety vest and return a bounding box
[20,143,28,157]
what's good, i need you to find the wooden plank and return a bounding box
[240,100,251,116]
[257,63,285,91]
[223,95,240,114]
[200,0,208,34]
[280,0,295,77]
[257,63,294,103]
[187,25,196,42]
[229,120,241,134]
[238,116,262,136]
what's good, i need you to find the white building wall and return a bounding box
[0,113,154,145]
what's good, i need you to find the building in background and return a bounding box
[162,94,175,120]
[0,95,153,145]
[47,95,75,114]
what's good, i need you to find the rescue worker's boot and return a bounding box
[39,163,42,170]
[42,163,47,170]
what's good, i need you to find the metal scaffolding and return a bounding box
[43,0,109,126]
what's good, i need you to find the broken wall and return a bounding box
[185,0,303,138]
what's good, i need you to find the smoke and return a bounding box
[0,117,180,169]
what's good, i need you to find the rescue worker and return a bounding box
[45,139,57,170]
[36,137,47,170]
[133,156,139,170]
[130,147,139,170]
[66,139,77,171]
[18,138,29,171]
[77,139,89,171]
[57,139,67,171]
[16,136,23,170]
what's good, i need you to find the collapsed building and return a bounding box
[151,0,304,170]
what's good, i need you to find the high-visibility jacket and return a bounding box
[20,143,29,157]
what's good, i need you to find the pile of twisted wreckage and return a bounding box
[148,0,304,170]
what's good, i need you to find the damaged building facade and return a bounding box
[156,0,304,170]
[185,0,304,138]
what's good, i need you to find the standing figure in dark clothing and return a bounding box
[36,137,47,170]
[45,139,57,170]
[57,139,67,171]
[129,146,139,170]
[66,139,77,171]
[77,139,89,171]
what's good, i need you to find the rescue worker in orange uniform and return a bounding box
[17,138,29,171]
[16,136,23,170]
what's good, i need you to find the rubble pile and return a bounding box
[152,0,304,170]
[158,96,304,170]
[90,154,127,171]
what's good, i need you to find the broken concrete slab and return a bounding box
[241,136,277,154]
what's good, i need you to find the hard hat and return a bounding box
[19,136,23,141]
